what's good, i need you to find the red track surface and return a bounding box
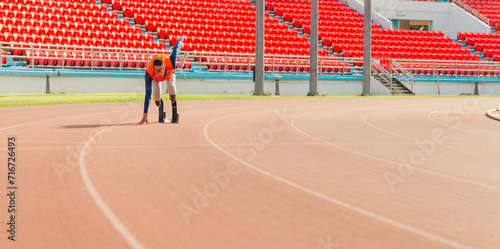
[0,97,499,249]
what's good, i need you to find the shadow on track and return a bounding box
[57,123,139,129]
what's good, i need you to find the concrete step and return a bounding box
[393,89,413,93]
[393,93,415,96]
[393,89,413,92]
[373,73,414,95]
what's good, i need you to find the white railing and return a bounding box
[191,51,362,75]
[392,58,500,79]
[353,0,392,21]
[371,60,394,88]
[0,42,169,71]
[2,42,500,79]
[450,0,490,27]
[0,42,362,75]
[390,59,414,92]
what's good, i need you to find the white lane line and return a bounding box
[203,112,472,249]
[427,111,500,138]
[79,120,146,249]
[428,111,487,114]
[362,111,500,160]
[291,112,500,192]
[0,116,67,131]
[362,112,415,140]
[0,105,91,116]
[0,110,115,131]
[0,142,354,151]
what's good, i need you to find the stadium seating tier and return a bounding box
[0,0,496,75]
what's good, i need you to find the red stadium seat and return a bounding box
[1,49,7,65]
[71,52,83,67]
[146,23,155,32]
[62,52,75,67]
[113,2,121,11]
[135,16,144,25]
[303,25,310,34]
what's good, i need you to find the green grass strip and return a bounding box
[0,93,303,107]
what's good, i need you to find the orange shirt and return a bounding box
[146,56,174,81]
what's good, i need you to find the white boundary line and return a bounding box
[426,111,500,138]
[79,120,146,249]
[203,112,472,249]
[0,107,145,248]
[293,111,500,191]
[362,111,500,160]
[0,142,334,151]
[0,110,115,131]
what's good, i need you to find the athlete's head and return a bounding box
[153,58,164,74]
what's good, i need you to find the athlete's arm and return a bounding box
[170,35,184,69]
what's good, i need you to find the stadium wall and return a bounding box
[0,75,47,94]
[2,73,500,96]
[413,81,500,95]
[0,74,366,96]
[0,69,371,96]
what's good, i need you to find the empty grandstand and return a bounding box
[1,0,500,95]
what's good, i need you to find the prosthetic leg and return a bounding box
[158,99,166,123]
[170,94,179,123]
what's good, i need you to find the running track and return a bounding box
[0,97,499,249]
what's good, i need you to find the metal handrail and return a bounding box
[392,58,499,76]
[353,0,392,21]
[0,42,360,75]
[1,42,172,71]
[450,0,490,26]
[390,59,414,92]
[371,59,393,89]
[2,42,500,78]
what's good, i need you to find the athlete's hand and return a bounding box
[138,113,148,124]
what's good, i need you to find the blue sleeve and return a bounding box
[143,73,153,114]
[170,38,183,69]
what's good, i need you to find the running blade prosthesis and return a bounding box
[171,113,179,123]
[159,101,166,123]
[159,100,179,123]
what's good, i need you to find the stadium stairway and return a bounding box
[372,73,414,95]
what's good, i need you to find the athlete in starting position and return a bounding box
[138,35,184,124]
